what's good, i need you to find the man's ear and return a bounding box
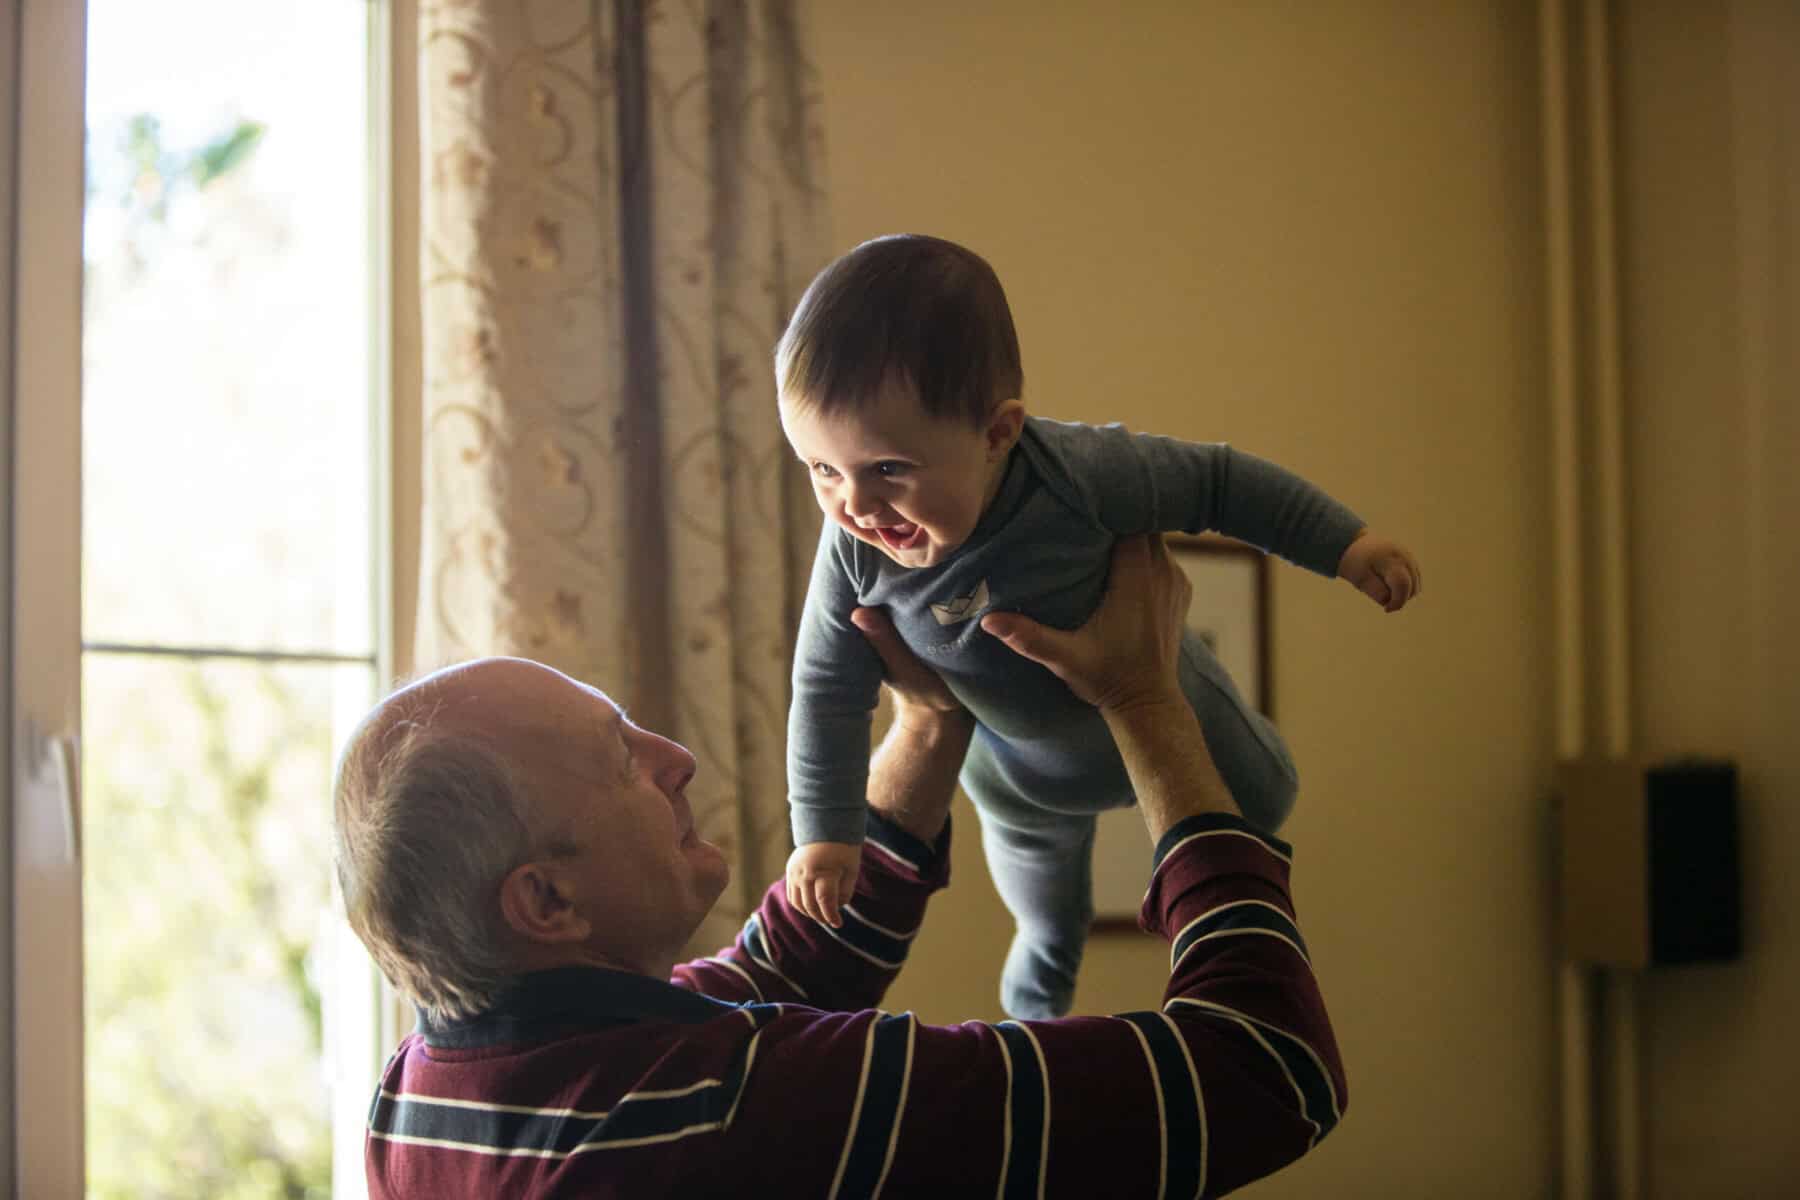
[984,399,1026,461]
[499,861,592,945]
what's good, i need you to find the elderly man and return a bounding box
[334,534,1345,1198]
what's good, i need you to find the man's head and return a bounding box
[776,235,1027,568]
[333,658,729,1025]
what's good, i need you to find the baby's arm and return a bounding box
[1061,422,1421,603]
[786,526,886,904]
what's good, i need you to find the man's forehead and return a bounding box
[396,657,619,736]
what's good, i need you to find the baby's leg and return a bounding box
[963,737,1099,1020]
[1178,631,1298,833]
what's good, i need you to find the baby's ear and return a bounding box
[984,399,1026,459]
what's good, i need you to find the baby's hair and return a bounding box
[775,234,1023,428]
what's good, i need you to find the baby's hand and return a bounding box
[1337,531,1423,613]
[785,841,863,928]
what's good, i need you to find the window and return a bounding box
[79,2,390,1194]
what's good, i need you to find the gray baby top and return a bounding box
[786,416,1365,846]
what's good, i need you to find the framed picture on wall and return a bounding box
[1090,534,1272,931]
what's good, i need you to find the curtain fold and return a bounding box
[417,0,827,949]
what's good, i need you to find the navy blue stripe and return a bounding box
[1255,1022,1337,1139]
[372,1092,569,1154]
[834,910,911,966]
[743,913,773,967]
[1152,813,1291,871]
[836,1014,913,1198]
[1180,1004,1337,1141]
[1121,1012,1203,1199]
[865,811,935,872]
[371,1029,761,1156]
[994,1023,1045,1200]
[1172,902,1307,966]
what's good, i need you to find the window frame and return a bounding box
[7,0,410,1193]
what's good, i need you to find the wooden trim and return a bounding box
[11,0,86,1193]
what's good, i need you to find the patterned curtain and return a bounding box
[416,0,827,951]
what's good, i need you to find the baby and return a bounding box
[778,234,1420,1019]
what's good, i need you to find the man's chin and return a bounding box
[690,837,731,894]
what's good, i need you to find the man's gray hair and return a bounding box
[333,710,535,1026]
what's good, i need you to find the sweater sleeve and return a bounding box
[1044,419,1366,578]
[705,812,1346,1199]
[786,524,886,846]
[670,810,949,1010]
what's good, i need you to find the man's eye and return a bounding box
[874,461,908,478]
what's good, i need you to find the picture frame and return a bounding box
[1089,534,1272,932]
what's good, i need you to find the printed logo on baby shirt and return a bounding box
[930,579,990,626]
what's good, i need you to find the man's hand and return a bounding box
[850,607,963,721]
[1337,530,1422,613]
[786,841,863,928]
[979,533,1191,712]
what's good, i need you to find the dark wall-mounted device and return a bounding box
[1555,758,1740,968]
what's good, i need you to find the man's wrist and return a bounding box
[1100,691,1240,841]
[891,702,974,743]
[867,706,973,843]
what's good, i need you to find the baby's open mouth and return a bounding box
[874,522,924,550]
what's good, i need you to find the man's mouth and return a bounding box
[673,795,698,846]
[871,521,924,551]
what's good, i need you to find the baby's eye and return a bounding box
[873,461,909,478]
[811,462,839,479]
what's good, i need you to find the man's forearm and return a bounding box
[1100,692,1240,842]
[866,705,974,842]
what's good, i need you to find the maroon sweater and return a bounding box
[366,810,1345,1198]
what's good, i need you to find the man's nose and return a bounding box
[648,732,697,793]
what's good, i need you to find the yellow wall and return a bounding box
[815,3,1556,1194]
[1616,0,1800,1193]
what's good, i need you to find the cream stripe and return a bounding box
[870,1016,917,1198]
[1168,899,1299,969]
[991,1025,1016,1200]
[1229,1014,1320,1148]
[707,956,765,1003]
[1157,827,1291,869]
[617,1077,728,1104]
[745,938,810,1001]
[377,1087,609,1120]
[1120,1020,1168,1200]
[864,837,922,875]
[1155,1011,1209,1199]
[841,902,920,941]
[819,919,906,969]
[371,1118,731,1158]
[1174,928,1311,974]
[825,1020,879,1200]
[1166,997,1340,1124]
[721,1031,764,1131]
[368,1130,569,1159]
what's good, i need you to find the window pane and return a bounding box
[82,1,373,655]
[82,654,373,1199]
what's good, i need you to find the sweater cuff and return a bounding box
[1151,811,1293,872]
[863,809,951,889]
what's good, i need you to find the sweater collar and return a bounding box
[420,965,736,1049]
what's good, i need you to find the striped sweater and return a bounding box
[365,809,1346,1198]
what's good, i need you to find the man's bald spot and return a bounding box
[348,657,618,813]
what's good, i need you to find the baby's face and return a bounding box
[780,378,1008,569]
